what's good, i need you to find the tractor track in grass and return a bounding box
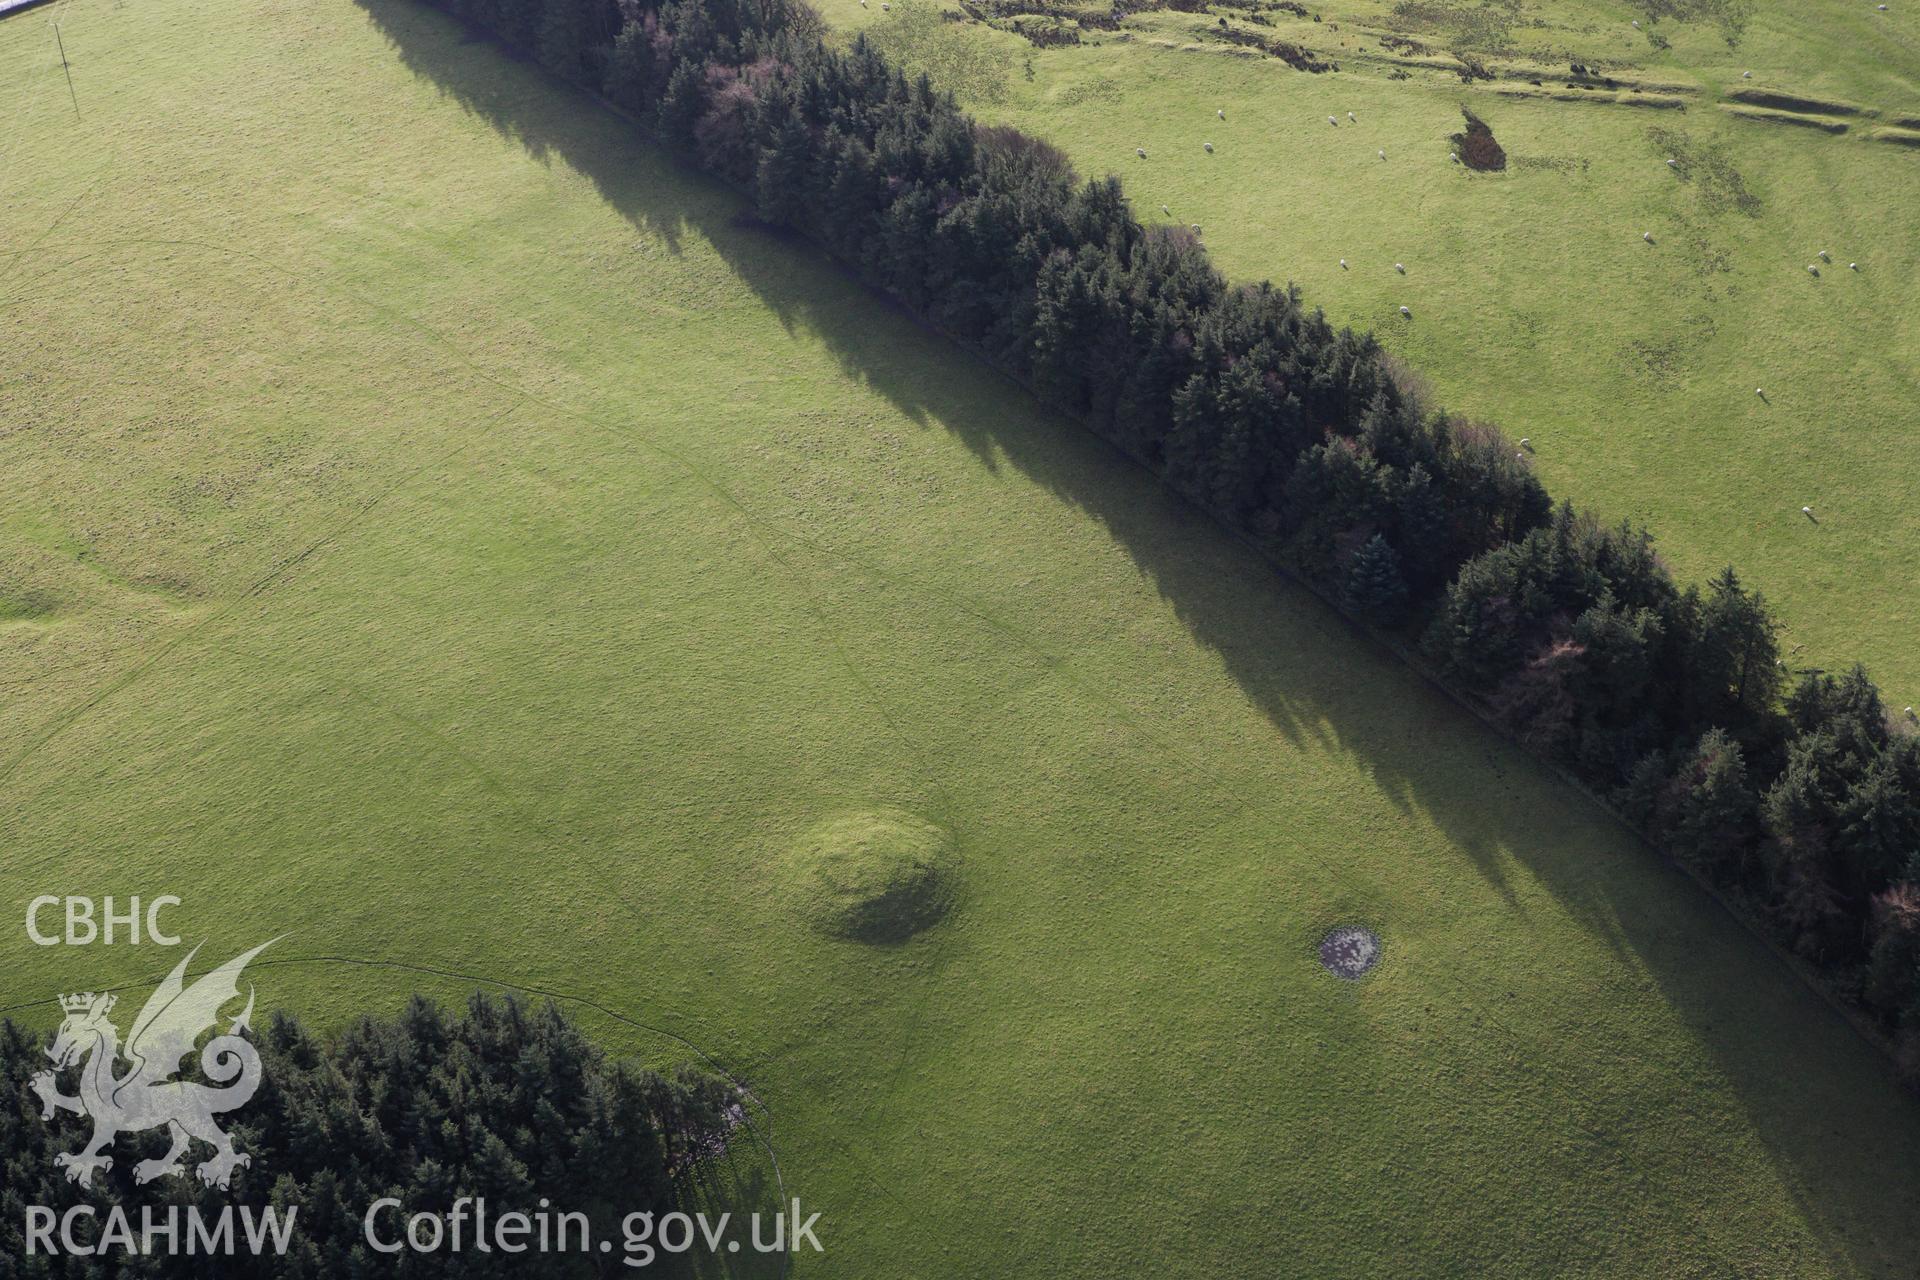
[207,641,537,821]
[0,231,1002,1179]
[0,167,102,289]
[11,214,1734,1174]
[0,413,506,791]
[0,231,1278,829]
[12,195,1730,1210]
[0,224,1340,1192]
[0,226,1224,1177]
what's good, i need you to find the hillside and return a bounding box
[2,0,1918,1274]
[834,0,1920,704]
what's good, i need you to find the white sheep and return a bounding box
[1756,387,1766,396]
[1328,115,1338,126]
[1667,158,1678,167]
[1378,148,1386,160]
[1743,70,1753,78]
[1394,262,1405,273]
[1643,231,1655,243]
[1808,264,1820,276]
[1399,305,1411,317]
[1191,224,1202,234]
[1348,111,1356,122]
[1162,204,1170,214]
[1217,109,1226,119]
[1850,262,1860,271]
[1520,438,1531,447]
[1204,142,1214,153]
[1339,258,1348,269]
[1818,250,1831,261]
[1803,505,1815,517]
[1450,152,1460,163]
[1137,148,1148,158]
[1905,706,1916,719]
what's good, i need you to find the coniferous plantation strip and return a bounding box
[0,995,736,1275]
[423,0,1920,1078]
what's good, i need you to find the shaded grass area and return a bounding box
[1726,86,1870,116]
[830,0,1920,709]
[2,0,1919,1275]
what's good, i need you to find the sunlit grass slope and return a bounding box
[833,0,1920,706]
[2,0,1918,1274]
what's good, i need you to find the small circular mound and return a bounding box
[782,811,956,944]
[1318,926,1382,979]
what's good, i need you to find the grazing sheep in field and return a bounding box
[1850,262,1860,270]
[1818,250,1832,262]
[1643,231,1655,243]
[1217,109,1226,119]
[1743,70,1753,78]
[1162,204,1170,214]
[1399,305,1411,317]
[1378,149,1386,160]
[1394,262,1405,273]
[1137,148,1147,158]
[1808,264,1820,276]
[1204,142,1214,152]
[1340,258,1348,269]
[1519,438,1531,448]
[1667,158,1678,168]
[1328,115,1338,126]
[1803,506,1815,519]
[1191,224,1202,234]
[1348,111,1357,122]
[1905,706,1916,720]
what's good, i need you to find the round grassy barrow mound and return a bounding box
[782,811,958,944]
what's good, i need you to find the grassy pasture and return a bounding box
[837,0,1920,707]
[2,0,1919,1275]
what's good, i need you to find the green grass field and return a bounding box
[2,0,1919,1274]
[836,0,1920,708]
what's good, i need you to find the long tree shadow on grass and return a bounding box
[353,0,1920,1269]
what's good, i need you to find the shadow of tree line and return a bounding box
[348,0,1920,1268]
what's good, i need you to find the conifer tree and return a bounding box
[0,994,732,1276]
[1345,533,1410,627]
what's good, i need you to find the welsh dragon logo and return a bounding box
[29,940,276,1190]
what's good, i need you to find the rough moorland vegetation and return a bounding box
[426,0,1919,1075]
